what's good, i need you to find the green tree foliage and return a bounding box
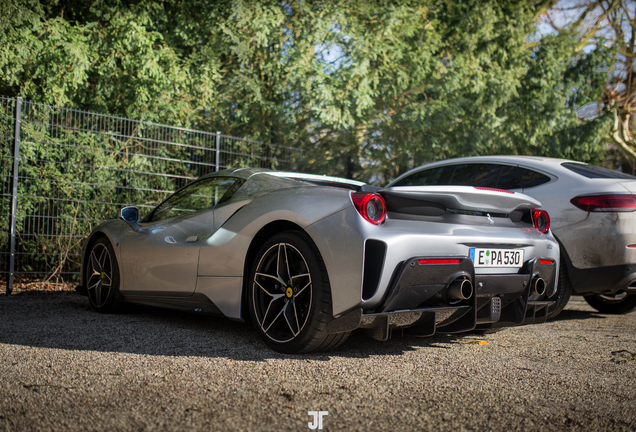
[0,0,613,184]
[0,0,196,123]
[499,32,611,161]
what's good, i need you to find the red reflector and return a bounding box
[539,259,554,265]
[628,245,636,249]
[474,187,514,194]
[418,259,461,265]
[570,194,636,212]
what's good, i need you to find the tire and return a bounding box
[584,292,636,315]
[547,256,572,320]
[248,231,349,354]
[85,238,123,313]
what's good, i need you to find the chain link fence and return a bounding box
[1,96,302,293]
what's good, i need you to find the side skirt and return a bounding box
[122,291,223,316]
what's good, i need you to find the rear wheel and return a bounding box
[248,231,349,353]
[86,238,123,313]
[584,292,636,315]
[547,256,572,319]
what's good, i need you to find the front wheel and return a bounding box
[584,292,636,315]
[248,231,349,353]
[86,238,123,313]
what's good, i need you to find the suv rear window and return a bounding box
[519,168,551,188]
[562,162,636,179]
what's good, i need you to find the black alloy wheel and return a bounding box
[86,238,123,313]
[249,231,349,353]
[253,240,312,343]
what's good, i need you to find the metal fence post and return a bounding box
[215,131,221,172]
[7,97,22,295]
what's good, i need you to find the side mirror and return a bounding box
[118,206,139,223]
[118,206,148,233]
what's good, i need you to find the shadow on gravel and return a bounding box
[550,308,607,322]
[0,290,595,362]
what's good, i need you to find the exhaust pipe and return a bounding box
[447,278,473,300]
[530,277,546,296]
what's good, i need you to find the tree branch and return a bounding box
[574,0,621,51]
[611,110,636,161]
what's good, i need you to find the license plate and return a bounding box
[470,248,524,268]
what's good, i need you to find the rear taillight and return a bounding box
[532,209,550,234]
[570,194,636,212]
[351,192,386,225]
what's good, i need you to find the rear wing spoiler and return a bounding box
[378,186,542,218]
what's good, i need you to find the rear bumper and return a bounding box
[567,261,636,296]
[327,256,556,338]
[554,211,636,269]
[308,206,560,317]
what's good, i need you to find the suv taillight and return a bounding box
[570,194,636,212]
[532,209,550,234]
[351,192,386,225]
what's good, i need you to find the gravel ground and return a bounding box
[0,291,635,431]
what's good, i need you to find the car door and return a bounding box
[119,176,241,294]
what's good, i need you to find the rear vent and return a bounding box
[362,240,387,300]
[490,297,501,322]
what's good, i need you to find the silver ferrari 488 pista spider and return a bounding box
[78,168,559,353]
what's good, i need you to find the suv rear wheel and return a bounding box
[584,292,636,315]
